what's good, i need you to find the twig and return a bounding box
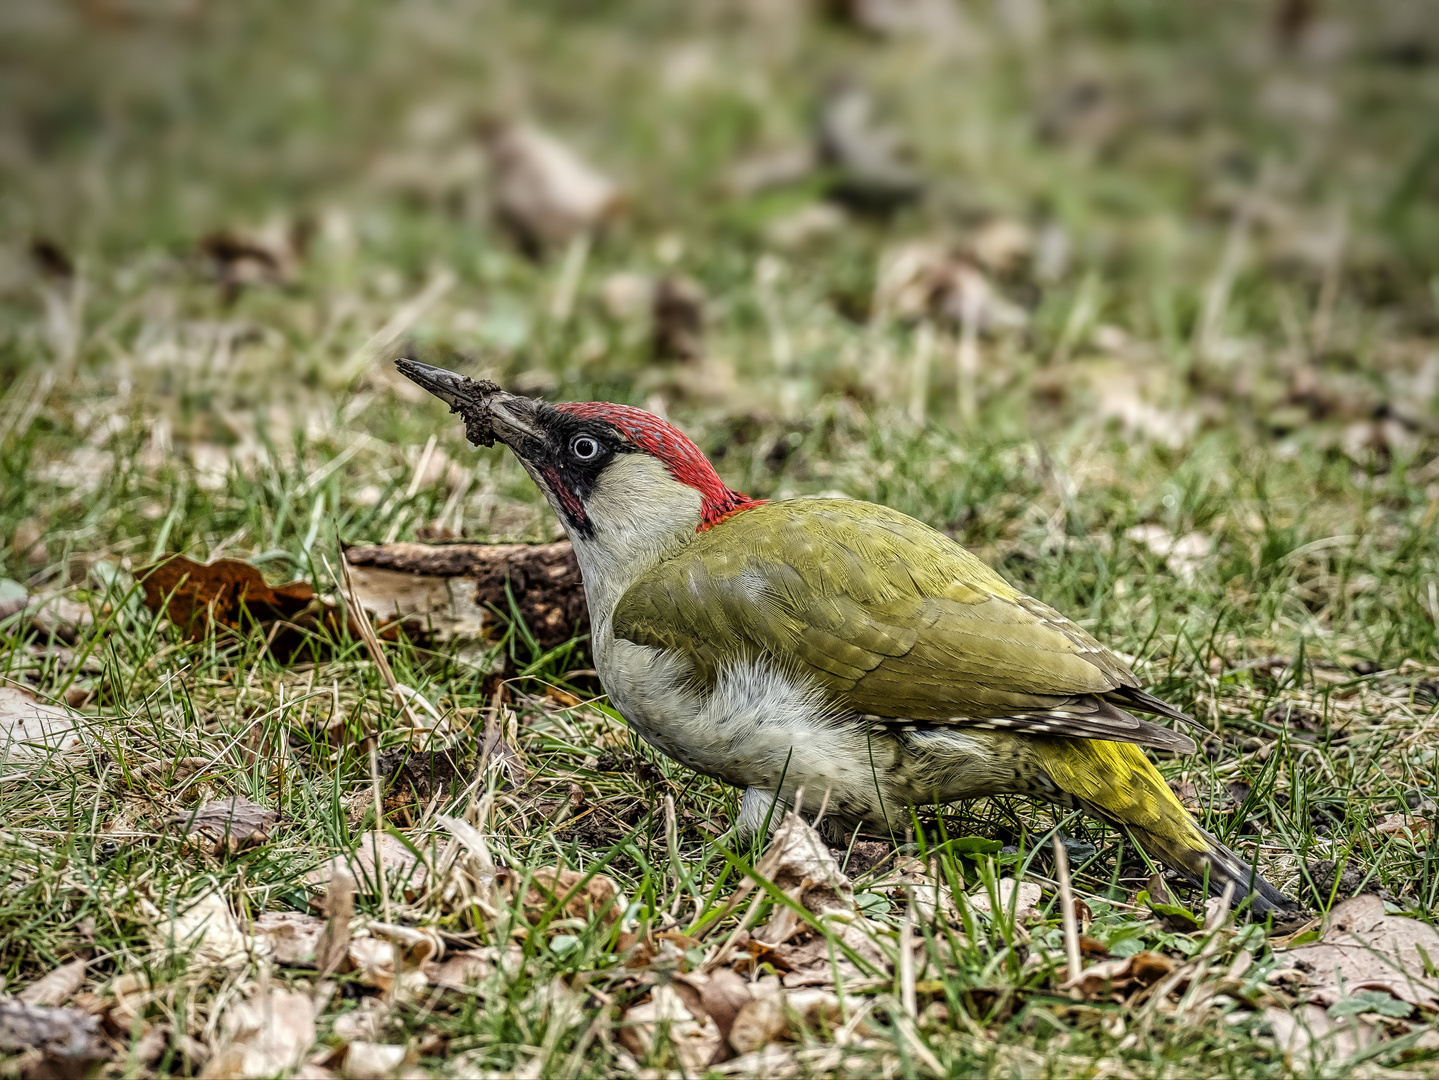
[548,231,591,324]
[1054,836,1082,984]
[899,895,917,1017]
[325,550,421,733]
[369,740,391,924]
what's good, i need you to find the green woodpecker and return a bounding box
[397,360,1293,914]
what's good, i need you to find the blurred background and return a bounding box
[2,0,1438,668]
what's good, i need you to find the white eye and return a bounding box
[570,434,601,461]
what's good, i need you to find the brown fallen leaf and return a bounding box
[874,242,1027,332]
[482,121,622,253]
[347,938,400,993]
[1374,812,1431,844]
[342,1041,408,1079]
[0,1001,107,1077]
[1263,1002,1381,1069]
[652,275,706,362]
[885,855,960,923]
[146,891,259,968]
[331,998,393,1045]
[694,968,752,1049]
[0,687,86,764]
[618,983,722,1071]
[512,867,624,928]
[967,878,1044,922]
[776,919,891,989]
[1279,894,1439,1011]
[138,555,343,646]
[252,912,326,967]
[198,219,307,306]
[173,796,277,856]
[17,958,87,1008]
[681,972,861,1056]
[424,946,524,990]
[1062,951,1179,1002]
[308,832,430,899]
[200,987,316,1079]
[315,868,355,977]
[756,811,856,925]
[728,990,788,1056]
[345,925,444,995]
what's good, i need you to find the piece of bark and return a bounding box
[173,797,277,856]
[342,540,586,651]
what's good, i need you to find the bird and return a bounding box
[396,359,1294,915]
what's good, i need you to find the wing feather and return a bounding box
[612,499,1195,753]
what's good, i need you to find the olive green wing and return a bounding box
[612,498,1195,753]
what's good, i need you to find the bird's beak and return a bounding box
[394,359,543,448]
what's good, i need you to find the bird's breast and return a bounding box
[598,639,883,793]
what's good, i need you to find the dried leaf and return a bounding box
[695,968,752,1046]
[1062,951,1178,1002]
[424,946,523,990]
[17,959,87,1008]
[316,869,356,976]
[756,811,856,922]
[199,218,306,301]
[331,999,392,1044]
[483,121,622,251]
[342,1041,408,1079]
[776,919,890,989]
[201,987,316,1079]
[618,984,721,1071]
[886,856,960,923]
[967,878,1043,922]
[0,1001,106,1076]
[174,796,277,856]
[514,867,624,928]
[252,912,326,967]
[308,832,430,898]
[1279,894,1439,1011]
[148,891,261,968]
[1374,812,1431,843]
[1126,525,1211,584]
[728,992,788,1055]
[0,687,86,764]
[875,242,1027,331]
[652,275,706,361]
[1263,1002,1380,1068]
[138,555,333,643]
[347,938,400,992]
[817,81,923,214]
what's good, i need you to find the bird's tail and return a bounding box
[1036,737,1295,916]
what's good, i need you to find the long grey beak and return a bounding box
[394,359,542,447]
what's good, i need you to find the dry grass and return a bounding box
[3,0,1439,1075]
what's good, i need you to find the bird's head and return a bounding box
[396,360,762,548]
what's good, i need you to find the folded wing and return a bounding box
[613,499,1196,754]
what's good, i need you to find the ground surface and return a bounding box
[2,0,1439,1076]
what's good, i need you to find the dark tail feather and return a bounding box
[1132,820,1296,917]
[1189,827,1296,916]
[1071,796,1297,917]
[1106,685,1206,734]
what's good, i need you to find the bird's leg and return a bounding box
[732,787,789,843]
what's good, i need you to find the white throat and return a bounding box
[560,454,703,651]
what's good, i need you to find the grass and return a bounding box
[2,0,1439,1075]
